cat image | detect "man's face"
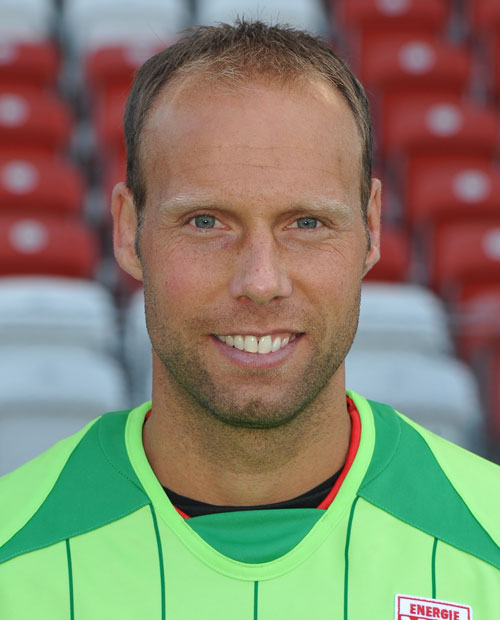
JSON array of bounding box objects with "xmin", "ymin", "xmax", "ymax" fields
[{"xmin": 117, "ymin": 77, "xmax": 380, "ymax": 428}]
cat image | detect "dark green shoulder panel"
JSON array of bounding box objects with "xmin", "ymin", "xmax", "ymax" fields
[
  {"xmin": 0, "ymin": 411, "xmax": 150, "ymax": 565},
  {"xmin": 360, "ymin": 401, "xmax": 500, "ymax": 570}
]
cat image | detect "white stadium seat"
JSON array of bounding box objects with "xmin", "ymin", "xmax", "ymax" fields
[
  {"xmin": 351, "ymin": 282, "xmax": 453, "ymax": 355},
  {"xmin": 62, "ymin": 0, "xmax": 190, "ymax": 55},
  {"xmin": 0, "ymin": 345, "xmax": 129, "ymax": 474},
  {"xmin": 0, "ymin": 0, "xmax": 56, "ymax": 42},
  {"xmin": 123, "ymin": 288, "xmax": 153, "ymax": 405},
  {"xmin": 346, "ymin": 349, "xmax": 484, "ymax": 451},
  {"xmin": 0, "ymin": 276, "xmax": 119, "ymax": 354},
  {"xmin": 196, "ymin": 0, "xmax": 329, "ymax": 36}
]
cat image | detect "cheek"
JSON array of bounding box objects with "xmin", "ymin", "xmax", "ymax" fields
[{"xmin": 155, "ymin": 245, "xmax": 227, "ymax": 306}]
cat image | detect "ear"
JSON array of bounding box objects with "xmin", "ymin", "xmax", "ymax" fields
[
  {"xmin": 362, "ymin": 178, "xmax": 382, "ymax": 277},
  {"xmin": 111, "ymin": 182, "xmax": 144, "ymax": 281}
]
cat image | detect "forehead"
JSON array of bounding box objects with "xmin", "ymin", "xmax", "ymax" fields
[{"xmin": 141, "ymin": 76, "xmax": 362, "ymax": 207}]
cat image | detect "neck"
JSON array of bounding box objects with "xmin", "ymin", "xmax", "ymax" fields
[{"xmin": 142, "ymin": 362, "xmax": 351, "ymax": 507}]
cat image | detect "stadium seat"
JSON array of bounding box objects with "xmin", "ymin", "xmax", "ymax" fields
[
  {"xmin": 0, "ymin": 276, "xmax": 119, "ymax": 354},
  {"xmin": 452, "ymin": 283, "xmax": 500, "ymax": 360},
  {"xmin": 0, "ymin": 345, "xmax": 128, "ymax": 475},
  {"xmin": 352, "ymin": 282, "xmax": 452, "ymax": 355},
  {"xmin": 0, "ymin": 41, "xmax": 60, "ymax": 90},
  {"xmin": 123, "ymin": 288, "xmax": 152, "ymax": 405},
  {"xmin": 197, "ymin": 0, "xmax": 328, "ymax": 35},
  {"xmin": 62, "ymin": 0, "xmax": 190, "ymax": 56},
  {"xmin": 84, "ymin": 44, "xmax": 162, "ymax": 102},
  {"xmin": 470, "ymin": 0, "xmax": 500, "ymax": 31},
  {"xmin": 93, "ymin": 89, "xmax": 127, "ymax": 159},
  {"xmin": 0, "ymin": 87, "xmax": 72, "ymax": 157},
  {"xmin": 0, "ymin": 155, "xmax": 85, "ymax": 217},
  {"xmin": 335, "ymin": 0, "xmax": 450, "ymax": 32},
  {"xmin": 364, "ymin": 227, "xmax": 411, "ymax": 282},
  {"xmin": 406, "ymin": 160, "xmax": 500, "ymax": 228},
  {"xmin": 491, "ymin": 31, "xmax": 500, "ymax": 99},
  {"xmin": 483, "ymin": 348, "xmax": 500, "ymax": 442},
  {"xmin": 359, "ymin": 34, "xmax": 470, "ymax": 99},
  {"xmin": 102, "ymin": 152, "xmax": 126, "ymax": 206},
  {"xmin": 0, "ymin": 215, "xmax": 99, "ymax": 278},
  {"xmin": 428, "ymin": 219, "xmax": 500, "ymax": 293},
  {"xmin": 345, "ymin": 349, "xmax": 485, "ymax": 451},
  {"xmin": 381, "ymin": 96, "xmax": 499, "ymax": 161},
  {"xmin": 0, "ymin": 0, "xmax": 57, "ymax": 43}
]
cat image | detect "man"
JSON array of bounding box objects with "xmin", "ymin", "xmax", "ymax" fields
[{"xmin": 1, "ymin": 20, "xmax": 499, "ymax": 620}]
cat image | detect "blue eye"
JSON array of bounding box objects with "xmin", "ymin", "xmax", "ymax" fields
[
  {"xmin": 194, "ymin": 215, "xmax": 216, "ymax": 229},
  {"xmin": 296, "ymin": 217, "xmax": 319, "ymax": 229}
]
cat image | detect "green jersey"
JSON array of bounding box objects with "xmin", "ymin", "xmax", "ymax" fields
[{"xmin": 1, "ymin": 391, "xmax": 499, "ymax": 619}]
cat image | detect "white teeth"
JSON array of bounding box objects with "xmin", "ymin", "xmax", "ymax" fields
[
  {"xmin": 234, "ymin": 335, "xmax": 244, "ymax": 350},
  {"xmin": 244, "ymin": 335, "xmax": 258, "ymax": 353},
  {"xmin": 217, "ymin": 333, "xmax": 296, "ymax": 354},
  {"xmin": 258, "ymin": 335, "xmax": 272, "ymax": 354}
]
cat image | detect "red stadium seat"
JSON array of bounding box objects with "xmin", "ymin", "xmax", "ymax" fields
[
  {"xmin": 470, "ymin": 0, "xmax": 500, "ymax": 31},
  {"xmin": 454, "ymin": 283, "xmax": 500, "ymax": 360},
  {"xmin": 0, "ymin": 41, "xmax": 60, "ymax": 90},
  {"xmin": 428, "ymin": 219, "xmax": 500, "ymax": 292},
  {"xmin": 364, "ymin": 228, "xmax": 411, "ymax": 282},
  {"xmin": 406, "ymin": 160, "xmax": 500, "ymax": 228},
  {"xmin": 336, "ymin": 0, "xmax": 450, "ymax": 32},
  {"xmin": 102, "ymin": 153, "xmax": 125, "ymax": 204},
  {"xmin": 360, "ymin": 34, "xmax": 470, "ymax": 98},
  {"xmin": 382, "ymin": 96, "xmax": 499, "ymax": 160},
  {"xmin": 84, "ymin": 44, "xmax": 162, "ymax": 100},
  {"xmin": 485, "ymin": 349, "xmax": 500, "ymax": 442},
  {"xmin": 93, "ymin": 89, "xmax": 127, "ymax": 160},
  {"xmin": 0, "ymin": 155, "xmax": 85, "ymax": 217},
  {"xmin": 492, "ymin": 32, "xmax": 500, "ymax": 99},
  {"xmin": 0, "ymin": 215, "xmax": 99, "ymax": 278},
  {"xmin": 0, "ymin": 87, "xmax": 72, "ymax": 156}
]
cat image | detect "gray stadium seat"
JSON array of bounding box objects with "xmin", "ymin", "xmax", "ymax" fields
[
  {"xmin": 123, "ymin": 288, "xmax": 152, "ymax": 406},
  {"xmin": 346, "ymin": 349, "xmax": 484, "ymax": 452},
  {"xmin": 0, "ymin": 276, "xmax": 119, "ymax": 354},
  {"xmin": 62, "ymin": 0, "xmax": 191, "ymax": 56},
  {"xmin": 196, "ymin": 0, "xmax": 329, "ymax": 36},
  {"xmin": 0, "ymin": 345, "xmax": 128, "ymax": 474},
  {"xmin": 0, "ymin": 0, "xmax": 56, "ymax": 43},
  {"xmin": 351, "ymin": 282, "xmax": 453, "ymax": 355}
]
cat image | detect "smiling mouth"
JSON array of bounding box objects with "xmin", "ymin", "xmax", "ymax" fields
[{"xmin": 214, "ymin": 333, "xmax": 299, "ymax": 354}]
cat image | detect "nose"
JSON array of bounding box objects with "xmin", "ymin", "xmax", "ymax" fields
[{"xmin": 229, "ymin": 229, "xmax": 293, "ymax": 305}]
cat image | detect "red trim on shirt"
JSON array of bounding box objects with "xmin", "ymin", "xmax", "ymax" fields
[
  {"xmin": 316, "ymin": 396, "xmax": 361, "ymax": 510},
  {"xmin": 143, "ymin": 396, "xmax": 361, "ymax": 516},
  {"xmin": 174, "ymin": 506, "xmax": 191, "ymax": 519}
]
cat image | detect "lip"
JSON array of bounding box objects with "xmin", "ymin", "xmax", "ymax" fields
[{"xmin": 210, "ymin": 333, "xmax": 303, "ymax": 369}]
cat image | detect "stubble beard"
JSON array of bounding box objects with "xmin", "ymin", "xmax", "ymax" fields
[{"xmin": 144, "ymin": 285, "xmax": 362, "ymax": 431}]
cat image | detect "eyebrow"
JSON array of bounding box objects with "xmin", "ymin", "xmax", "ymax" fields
[
  {"xmin": 286, "ymin": 198, "xmax": 353, "ymax": 220},
  {"xmin": 158, "ymin": 195, "xmax": 354, "ymax": 220},
  {"xmin": 157, "ymin": 195, "xmax": 220, "ymax": 217}
]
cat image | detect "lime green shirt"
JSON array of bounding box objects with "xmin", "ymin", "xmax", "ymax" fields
[{"xmin": 1, "ymin": 391, "xmax": 499, "ymax": 619}]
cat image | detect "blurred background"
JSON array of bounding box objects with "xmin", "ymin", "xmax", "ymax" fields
[{"xmin": 0, "ymin": 0, "xmax": 499, "ymax": 475}]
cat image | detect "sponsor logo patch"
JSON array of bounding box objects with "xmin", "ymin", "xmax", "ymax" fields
[{"xmin": 395, "ymin": 594, "xmax": 472, "ymax": 620}]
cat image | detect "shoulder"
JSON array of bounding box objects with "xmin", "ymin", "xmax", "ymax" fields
[
  {"xmin": 0, "ymin": 417, "xmax": 99, "ymax": 554},
  {"xmin": 399, "ymin": 409, "xmax": 500, "ymax": 548},
  {"xmin": 0, "ymin": 409, "xmax": 149, "ymax": 565},
  {"xmin": 353, "ymin": 394, "xmax": 500, "ymax": 569}
]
